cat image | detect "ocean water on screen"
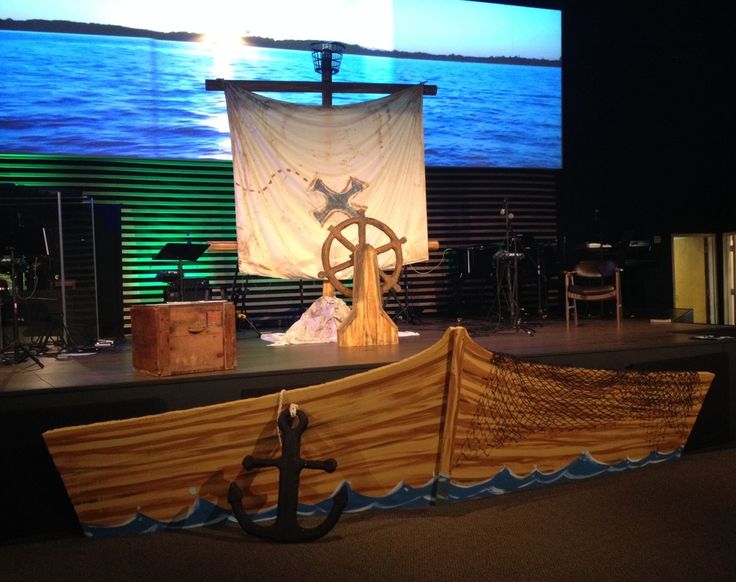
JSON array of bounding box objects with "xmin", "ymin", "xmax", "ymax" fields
[{"xmin": 0, "ymin": 30, "xmax": 560, "ymax": 167}]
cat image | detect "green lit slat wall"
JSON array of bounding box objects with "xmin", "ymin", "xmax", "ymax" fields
[{"xmin": 1, "ymin": 154, "xmax": 559, "ymax": 330}]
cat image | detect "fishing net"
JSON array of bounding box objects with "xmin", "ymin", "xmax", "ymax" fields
[{"xmin": 458, "ymin": 352, "xmax": 702, "ymax": 462}]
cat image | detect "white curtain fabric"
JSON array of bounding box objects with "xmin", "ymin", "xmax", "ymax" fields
[{"xmin": 225, "ymin": 83, "xmax": 428, "ymax": 280}]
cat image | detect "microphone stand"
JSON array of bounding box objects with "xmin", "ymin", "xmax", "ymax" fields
[
  {"xmin": 390, "ymin": 266, "xmax": 419, "ymax": 325},
  {"xmin": 491, "ymin": 200, "xmax": 535, "ymax": 336}
]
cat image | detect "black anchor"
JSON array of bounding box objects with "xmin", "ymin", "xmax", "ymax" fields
[{"xmin": 228, "ymin": 407, "xmax": 349, "ymax": 542}]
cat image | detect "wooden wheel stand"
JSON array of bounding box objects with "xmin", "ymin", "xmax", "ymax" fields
[{"xmin": 318, "ymin": 214, "xmax": 406, "ymax": 347}]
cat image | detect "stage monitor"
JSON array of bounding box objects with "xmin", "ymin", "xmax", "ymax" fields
[{"xmin": 0, "ymin": 1, "xmax": 561, "ymax": 168}]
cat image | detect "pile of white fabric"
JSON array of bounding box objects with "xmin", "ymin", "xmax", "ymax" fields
[{"xmin": 261, "ymin": 296, "xmax": 351, "ymax": 346}]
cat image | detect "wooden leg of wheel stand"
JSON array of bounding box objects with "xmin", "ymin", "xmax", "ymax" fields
[
  {"xmin": 322, "ymin": 281, "xmax": 335, "ymax": 297},
  {"xmin": 338, "ymin": 244, "xmax": 398, "ymax": 347}
]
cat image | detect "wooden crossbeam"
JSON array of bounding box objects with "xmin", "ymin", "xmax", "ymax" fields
[{"xmin": 205, "ymin": 79, "xmax": 437, "ymax": 96}]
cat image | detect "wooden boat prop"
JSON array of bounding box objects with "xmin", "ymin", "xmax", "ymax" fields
[{"xmin": 43, "ymin": 327, "xmax": 714, "ymax": 537}]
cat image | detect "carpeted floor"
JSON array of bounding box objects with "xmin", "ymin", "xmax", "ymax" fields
[{"xmin": 2, "ymin": 448, "xmax": 735, "ymax": 582}]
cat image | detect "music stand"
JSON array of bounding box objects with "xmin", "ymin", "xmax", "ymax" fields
[{"xmin": 153, "ymin": 243, "xmax": 210, "ymax": 301}]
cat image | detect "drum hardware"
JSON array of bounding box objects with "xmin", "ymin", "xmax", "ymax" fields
[
  {"xmin": 0, "ymin": 254, "xmax": 28, "ymax": 274},
  {"xmin": 1, "ymin": 247, "xmax": 44, "ymax": 368}
]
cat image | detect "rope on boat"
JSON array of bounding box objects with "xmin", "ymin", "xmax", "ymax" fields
[{"xmin": 276, "ymin": 389, "xmax": 299, "ymax": 448}]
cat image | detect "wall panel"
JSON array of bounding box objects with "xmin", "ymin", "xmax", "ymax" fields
[{"xmin": 1, "ymin": 154, "xmax": 559, "ymax": 332}]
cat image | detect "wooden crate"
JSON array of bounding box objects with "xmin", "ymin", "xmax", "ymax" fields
[{"xmin": 131, "ymin": 301, "xmax": 236, "ymax": 376}]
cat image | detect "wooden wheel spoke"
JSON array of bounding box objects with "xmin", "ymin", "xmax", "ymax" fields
[
  {"xmin": 333, "ymin": 231, "xmax": 355, "ymax": 252},
  {"xmin": 331, "ymin": 258, "xmax": 354, "ymax": 276},
  {"xmin": 374, "ymin": 241, "xmax": 394, "ymax": 255}
]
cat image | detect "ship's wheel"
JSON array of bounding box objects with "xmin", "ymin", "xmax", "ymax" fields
[{"xmin": 318, "ymin": 214, "xmax": 406, "ymax": 298}]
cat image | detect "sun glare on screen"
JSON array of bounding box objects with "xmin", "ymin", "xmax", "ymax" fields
[
  {"xmin": 199, "ymin": 21, "xmax": 255, "ymax": 78},
  {"xmin": 200, "ymin": 25, "xmax": 245, "ymax": 51}
]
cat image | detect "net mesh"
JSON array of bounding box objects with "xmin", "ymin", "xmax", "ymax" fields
[{"xmin": 458, "ymin": 352, "xmax": 701, "ymax": 462}]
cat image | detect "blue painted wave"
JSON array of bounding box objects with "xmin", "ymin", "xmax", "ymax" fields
[
  {"xmin": 445, "ymin": 448, "xmax": 681, "ymax": 501},
  {"xmin": 81, "ymin": 448, "xmax": 682, "ymax": 538}
]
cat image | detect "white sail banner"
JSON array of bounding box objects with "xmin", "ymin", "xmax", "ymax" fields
[{"xmin": 225, "ymin": 83, "xmax": 428, "ymax": 280}]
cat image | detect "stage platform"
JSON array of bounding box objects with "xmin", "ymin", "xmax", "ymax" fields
[
  {"xmin": 1, "ymin": 317, "xmax": 735, "ymax": 399},
  {"xmin": 2, "ymin": 316, "xmax": 736, "ymax": 542},
  {"xmin": 2, "ymin": 317, "xmax": 736, "ymax": 446}
]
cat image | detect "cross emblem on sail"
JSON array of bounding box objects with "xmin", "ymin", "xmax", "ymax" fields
[{"xmin": 310, "ymin": 177, "xmax": 368, "ymax": 226}]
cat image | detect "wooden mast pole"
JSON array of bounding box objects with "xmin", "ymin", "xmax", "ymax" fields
[{"xmin": 321, "ymin": 47, "xmax": 333, "ymax": 107}]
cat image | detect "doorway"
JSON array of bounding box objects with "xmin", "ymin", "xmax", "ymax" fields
[
  {"xmin": 671, "ymin": 233, "xmax": 718, "ymax": 324},
  {"xmin": 723, "ymin": 233, "xmax": 736, "ymax": 325}
]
